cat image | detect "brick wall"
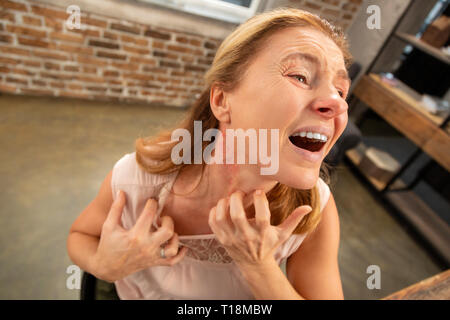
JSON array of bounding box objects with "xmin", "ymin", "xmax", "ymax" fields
[
  {"xmin": 283, "ymin": 0, "xmax": 362, "ymax": 31},
  {"xmin": 0, "ymin": 0, "xmax": 362, "ymax": 107}
]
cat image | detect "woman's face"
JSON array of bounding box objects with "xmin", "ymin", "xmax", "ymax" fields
[{"xmin": 224, "ymin": 27, "xmax": 350, "ymax": 189}]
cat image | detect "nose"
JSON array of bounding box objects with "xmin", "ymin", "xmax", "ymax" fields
[{"xmin": 310, "ymin": 84, "xmax": 348, "ymax": 119}]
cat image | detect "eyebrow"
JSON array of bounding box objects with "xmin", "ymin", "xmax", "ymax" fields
[{"xmin": 280, "ymin": 52, "xmax": 351, "ymax": 87}]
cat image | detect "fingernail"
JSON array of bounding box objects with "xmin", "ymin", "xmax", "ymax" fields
[
  {"xmin": 116, "ymin": 190, "xmax": 121, "ymax": 198},
  {"xmin": 255, "ymin": 189, "xmax": 262, "ymax": 195}
]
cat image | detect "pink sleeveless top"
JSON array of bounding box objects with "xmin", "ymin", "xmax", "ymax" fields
[{"xmin": 111, "ymin": 152, "xmax": 331, "ymax": 300}]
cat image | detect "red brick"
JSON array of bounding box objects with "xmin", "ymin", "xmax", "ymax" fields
[
  {"xmin": 31, "ymin": 5, "xmax": 68, "ymax": 20},
  {"xmin": 123, "ymin": 73, "xmax": 155, "ymax": 81},
  {"xmin": 77, "ymin": 75, "xmax": 104, "ymax": 83},
  {"xmin": 103, "ymin": 31, "xmax": 118, "ymax": 40},
  {"xmin": 18, "ymin": 37, "xmax": 49, "ymax": 48},
  {"xmin": 57, "ymin": 43, "xmax": 93, "ymax": 55},
  {"xmin": 70, "ymin": 28, "xmax": 100, "ymax": 38},
  {"xmin": 159, "ymin": 60, "xmax": 180, "ymax": 69},
  {"xmin": 189, "ymin": 39, "xmax": 202, "ymax": 46},
  {"xmin": 7, "ymin": 25, "xmax": 46, "ymax": 38},
  {"xmin": 23, "ymin": 60, "xmax": 40, "ymax": 67},
  {"xmin": 40, "ymin": 71, "xmax": 73, "ymax": 80},
  {"xmin": 22, "ymin": 15, "xmax": 42, "ymax": 26},
  {"xmin": 129, "ymin": 56, "xmax": 156, "ymax": 65},
  {"xmin": 153, "ymin": 50, "xmax": 177, "ymax": 60},
  {"xmin": 6, "ymin": 76, "xmax": 27, "ymax": 85},
  {"xmin": 0, "ymin": 0, "xmax": 27, "ymax": 11},
  {"xmin": 103, "ymin": 70, "xmax": 119, "ymax": 77},
  {"xmin": 96, "ymin": 50, "xmax": 126, "ymax": 60},
  {"xmin": 123, "ymin": 45, "xmax": 149, "ymax": 55},
  {"xmin": 89, "ymin": 39, "xmax": 119, "ymax": 49},
  {"xmin": 144, "ymin": 29, "xmax": 170, "ymax": 40},
  {"xmin": 111, "ymin": 61, "xmax": 139, "ymax": 71},
  {"xmin": 0, "ymin": 66, "xmax": 10, "ymax": 73},
  {"xmin": 64, "ymin": 65, "xmax": 79, "ymax": 72},
  {"xmin": 304, "ymin": 1, "xmax": 321, "ymax": 10},
  {"xmin": 51, "ymin": 31, "xmax": 84, "ymax": 43},
  {"xmin": 0, "ymin": 46, "xmax": 30, "ymax": 56},
  {"xmin": 33, "ymin": 50, "xmax": 68, "ymax": 60},
  {"xmin": 0, "ymin": 83, "xmax": 17, "ymax": 92},
  {"xmin": 120, "ymin": 35, "xmax": 148, "ymax": 46},
  {"xmin": 32, "ymin": 79, "xmax": 46, "ymax": 86},
  {"xmin": 167, "ymin": 44, "xmax": 192, "ymax": 54},
  {"xmin": 82, "ymin": 66, "xmax": 97, "ymax": 74},
  {"xmin": 77, "ymin": 55, "xmax": 108, "ymax": 66},
  {"xmin": 44, "ymin": 17, "xmax": 62, "ymax": 31},
  {"xmin": 68, "ymin": 84, "xmax": 83, "ymax": 90},
  {"xmin": 110, "ymin": 23, "xmax": 140, "ymax": 35},
  {"xmin": 81, "ymin": 16, "xmax": 107, "ymax": 28},
  {"xmin": 50, "ymin": 81, "xmax": 65, "ymax": 88},
  {"xmin": 184, "ymin": 65, "xmax": 206, "ymax": 73},
  {"xmin": 142, "ymin": 66, "xmax": 167, "ymax": 74},
  {"xmin": 0, "ymin": 34, "xmax": 13, "ymax": 43},
  {"xmin": 0, "ymin": 11, "xmax": 15, "ymax": 23},
  {"xmin": 44, "ymin": 62, "xmax": 60, "ymax": 70}
]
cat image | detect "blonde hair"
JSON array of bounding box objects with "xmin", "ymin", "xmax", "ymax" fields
[{"xmin": 135, "ymin": 8, "xmax": 352, "ymax": 234}]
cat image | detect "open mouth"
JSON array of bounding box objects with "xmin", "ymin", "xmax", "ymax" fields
[{"xmin": 288, "ymin": 132, "xmax": 328, "ymax": 152}]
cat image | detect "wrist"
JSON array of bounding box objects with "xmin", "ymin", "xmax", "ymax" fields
[{"xmin": 235, "ymin": 257, "xmax": 279, "ymax": 279}]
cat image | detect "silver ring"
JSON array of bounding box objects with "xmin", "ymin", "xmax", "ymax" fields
[{"xmin": 160, "ymin": 247, "xmax": 166, "ymax": 259}]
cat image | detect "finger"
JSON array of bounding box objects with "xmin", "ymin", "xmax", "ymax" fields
[
  {"xmin": 162, "ymin": 233, "xmax": 181, "ymax": 258},
  {"xmin": 208, "ymin": 206, "xmax": 228, "ymax": 244},
  {"xmin": 229, "ymin": 191, "xmax": 252, "ymax": 235},
  {"xmin": 215, "ymin": 198, "xmax": 234, "ymax": 235},
  {"xmin": 134, "ymin": 198, "xmax": 157, "ymax": 235},
  {"xmin": 153, "ymin": 215, "xmax": 174, "ymax": 243},
  {"xmin": 105, "ymin": 190, "xmax": 126, "ymax": 229},
  {"xmin": 160, "ymin": 246, "xmax": 189, "ymax": 266},
  {"xmin": 278, "ymin": 205, "xmax": 312, "ymax": 239},
  {"xmin": 253, "ymin": 190, "xmax": 271, "ymax": 229}
]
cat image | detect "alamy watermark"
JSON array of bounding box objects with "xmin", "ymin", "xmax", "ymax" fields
[
  {"xmin": 366, "ymin": 265, "xmax": 381, "ymax": 290},
  {"xmin": 169, "ymin": 121, "xmax": 280, "ymax": 175}
]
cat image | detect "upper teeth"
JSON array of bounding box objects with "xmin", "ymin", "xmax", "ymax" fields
[{"xmin": 291, "ymin": 131, "xmax": 328, "ymax": 142}]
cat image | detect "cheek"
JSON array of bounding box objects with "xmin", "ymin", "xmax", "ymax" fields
[{"xmin": 332, "ymin": 113, "xmax": 348, "ymax": 143}]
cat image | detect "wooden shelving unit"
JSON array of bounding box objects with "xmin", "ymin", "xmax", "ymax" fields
[
  {"xmin": 346, "ymin": 1, "xmax": 450, "ymax": 266},
  {"xmin": 395, "ymin": 32, "xmax": 450, "ymax": 65}
]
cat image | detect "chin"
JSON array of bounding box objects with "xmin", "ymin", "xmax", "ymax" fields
[{"xmin": 274, "ymin": 162, "xmax": 321, "ymax": 190}]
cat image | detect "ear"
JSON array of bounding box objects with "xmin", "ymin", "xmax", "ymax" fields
[{"xmin": 210, "ymin": 82, "xmax": 231, "ymax": 124}]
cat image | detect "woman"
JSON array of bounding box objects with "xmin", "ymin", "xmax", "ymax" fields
[{"xmin": 67, "ymin": 7, "xmax": 352, "ymax": 300}]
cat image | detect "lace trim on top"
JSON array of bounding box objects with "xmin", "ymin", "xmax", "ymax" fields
[{"xmin": 179, "ymin": 238, "xmax": 233, "ymax": 264}]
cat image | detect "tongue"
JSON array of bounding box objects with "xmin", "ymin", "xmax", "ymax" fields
[{"xmin": 289, "ymin": 136, "xmax": 325, "ymax": 152}]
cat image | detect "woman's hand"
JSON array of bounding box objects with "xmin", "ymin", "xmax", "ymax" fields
[
  {"xmin": 91, "ymin": 190, "xmax": 188, "ymax": 282},
  {"xmin": 208, "ymin": 190, "xmax": 312, "ymax": 269}
]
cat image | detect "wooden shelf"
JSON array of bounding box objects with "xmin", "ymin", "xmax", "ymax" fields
[
  {"xmin": 395, "ymin": 32, "xmax": 450, "ymax": 65},
  {"xmin": 345, "ymin": 143, "xmax": 406, "ymax": 192},
  {"xmin": 353, "ymin": 74, "xmax": 450, "ymax": 172}
]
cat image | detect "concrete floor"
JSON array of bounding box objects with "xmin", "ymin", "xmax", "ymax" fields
[{"xmin": 0, "ymin": 94, "xmax": 445, "ymax": 299}]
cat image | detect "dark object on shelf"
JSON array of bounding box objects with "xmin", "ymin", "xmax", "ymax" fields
[{"xmin": 421, "ymin": 15, "xmax": 450, "ymax": 48}]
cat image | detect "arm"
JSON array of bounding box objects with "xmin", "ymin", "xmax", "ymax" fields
[
  {"xmin": 66, "ymin": 170, "xmax": 114, "ymax": 276},
  {"xmin": 285, "ymin": 192, "xmax": 344, "ymax": 300}
]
